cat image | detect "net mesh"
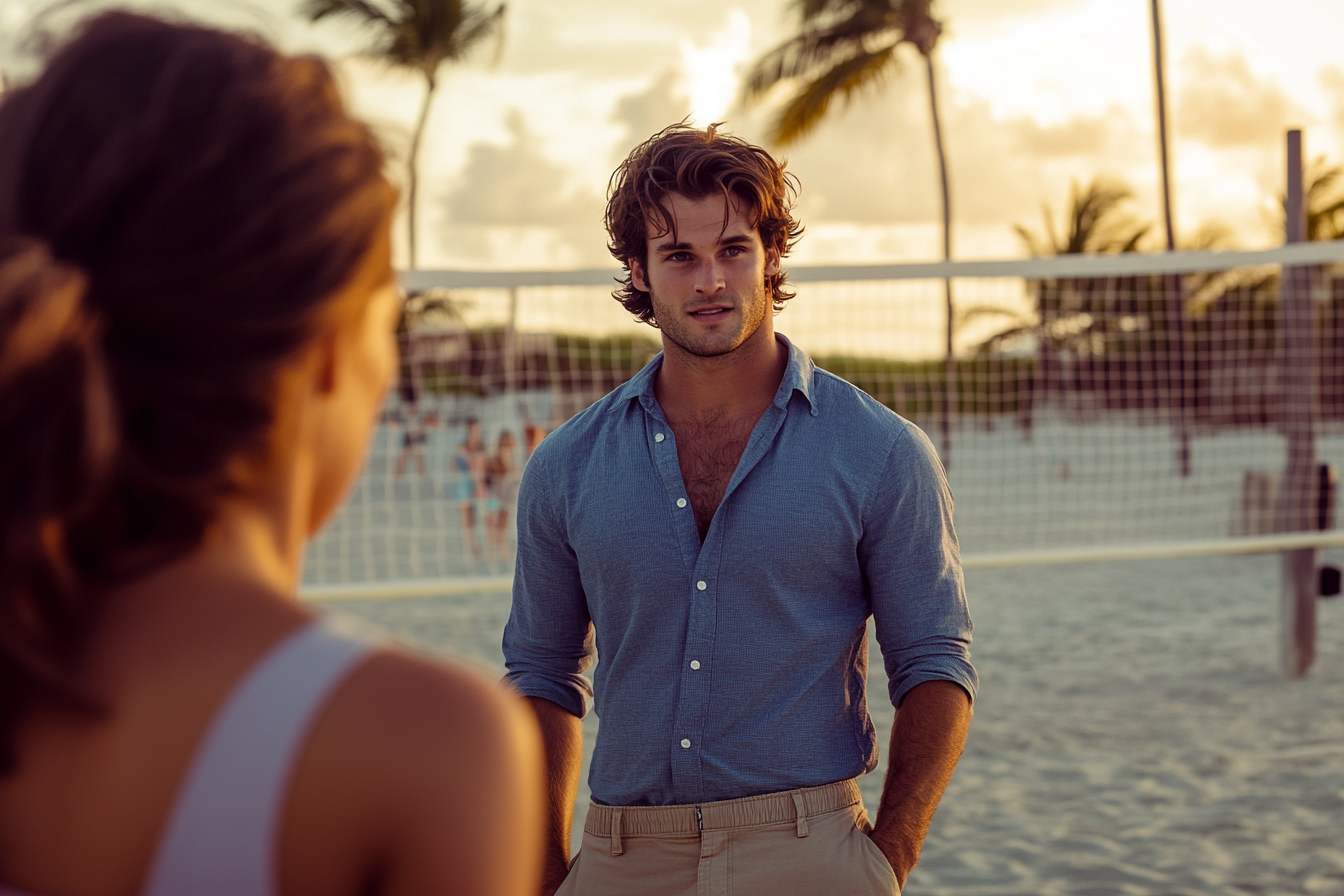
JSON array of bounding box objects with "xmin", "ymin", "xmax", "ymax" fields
[{"xmin": 301, "ymin": 244, "xmax": 1344, "ymax": 596}]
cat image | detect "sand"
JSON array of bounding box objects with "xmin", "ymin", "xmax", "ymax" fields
[{"xmin": 326, "ymin": 550, "xmax": 1344, "ymax": 895}]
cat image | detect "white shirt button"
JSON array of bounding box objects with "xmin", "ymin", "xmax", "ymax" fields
[
  {"xmin": 690, "ymin": 660, "xmax": 701, "ymax": 670},
  {"xmin": 680, "ymin": 738, "xmax": 691, "ymax": 749},
  {"xmin": 696, "ymin": 581, "xmax": 707, "ymax": 591},
  {"xmin": 676, "ymin": 498, "xmax": 688, "ymax": 508},
  {"xmin": 654, "ymin": 432, "xmax": 666, "ymax": 442}
]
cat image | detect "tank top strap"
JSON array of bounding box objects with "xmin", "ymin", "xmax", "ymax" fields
[{"xmin": 140, "ymin": 615, "xmax": 379, "ymax": 896}]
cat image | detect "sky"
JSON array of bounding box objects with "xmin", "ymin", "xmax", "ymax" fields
[{"xmin": 2, "ymin": 0, "xmax": 1344, "ymax": 271}]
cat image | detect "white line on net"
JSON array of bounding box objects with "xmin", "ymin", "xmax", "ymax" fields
[
  {"xmin": 400, "ymin": 243, "xmax": 1344, "ymax": 291},
  {"xmin": 300, "ymin": 530, "xmax": 1344, "ymax": 602}
]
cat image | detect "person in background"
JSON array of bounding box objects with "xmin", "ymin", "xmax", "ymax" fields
[
  {"xmin": 504, "ymin": 123, "xmax": 976, "ymax": 896},
  {"xmin": 485, "ymin": 429, "xmax": 520, "ymax": 565},
  {"xmin": 393, "ymin": 382, "xmax": 429, "ymax": 479},
  {"xmin": 0, "ymin": 12, "xmax": 540, "ymax": 896},
  {"xmin": 454, "ymin": 416, "xmax": 490, "ymax": 561}
]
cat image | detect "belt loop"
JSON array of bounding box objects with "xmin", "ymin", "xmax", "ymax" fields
[
  {"xmin": 610, "ymin": 808, "xmax": 624, "ymax": 856},
  {"xmin": 791, "ymin": 792, "xmax": 809, "ymax": 838}
]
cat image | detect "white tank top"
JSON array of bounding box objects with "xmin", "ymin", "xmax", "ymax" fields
[{"xmin": 0, "ymin": 616, "xmax": 376, "ymax": 896}]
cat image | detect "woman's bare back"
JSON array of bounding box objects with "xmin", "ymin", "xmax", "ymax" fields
[{"xmin": 0, "ymin": 564, "xmax": 540, "ymax": 896}]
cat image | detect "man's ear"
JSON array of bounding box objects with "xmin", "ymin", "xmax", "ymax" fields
[
  {"xmin": 630, "ymin": 258, "xmax": 650, "ymax": 293},
  {"xmin": 764, "ymin": 246, "xmax": 781, "ymax": 279}
]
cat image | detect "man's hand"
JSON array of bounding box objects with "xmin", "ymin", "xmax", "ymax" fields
[
  {"xmin": 868, "ymin": 680, "xmax": 971, "ymax": 888},
  {"xmin": 526, "ymin": 697, "xmax": 585, "ymax": 896}
]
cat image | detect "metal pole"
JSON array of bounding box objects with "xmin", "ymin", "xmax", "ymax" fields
[
  {"xmin": 924, "ymin": 53, "xmax": 955, "ymax": 469},
  {"xmin": 504, "ymin": 287, "xmax": 519, "ymax": 395},
  {"xmin": 1279, "ymin": 128, "xmax": 1317, "ymax": 677},
  {"xmin": 1150, "ymin": 0, "xmax": 1176, "ymax": 254},
  {"xmin": 1150, "ymin": 0, "xmax": 1191, "ymax": 477}
]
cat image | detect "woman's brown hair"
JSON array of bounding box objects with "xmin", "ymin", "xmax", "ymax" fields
[
  {"xmin": 0, "ymin": 11, "xmax": 393, "ymax": 773},
  {"xmin": 604, "ymin": 122, "xmax": 803, "ymax": 325}
]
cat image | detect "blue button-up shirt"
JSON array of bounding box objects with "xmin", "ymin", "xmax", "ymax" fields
[{"xmin": 503, "ymin": 335, "xmax": 977, "ymax": 807}]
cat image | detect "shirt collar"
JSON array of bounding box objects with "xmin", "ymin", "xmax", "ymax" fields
[{"xmin": 612, "ymin": 333, "xmax": 819, "ymax": 417}]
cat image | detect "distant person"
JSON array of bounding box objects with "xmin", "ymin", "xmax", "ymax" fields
[
  {"xmin": 485, "ymin": 429, "xmax": 520, "ymax": 565},
  {"xmin": 523, "ymin": 419, "xmax": 547, "ymax": 460},
  {"xmin": 0, "ymin": 12, "xmax": 540, "ymax": 896},
  {"xmin": 393, "ymin": 383, "xmax": 429, "ymax": 479},
  {"xmin": 454, "ymin": 416, "xmax": 489, "ymax": 560},
  {"xmin": 504, "ymin": 123, "xmax": 976, "ymax": 896}
]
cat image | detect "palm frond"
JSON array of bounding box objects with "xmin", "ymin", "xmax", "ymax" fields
[
  {"xmin": 792, "ymin": 0, "xmax": 867, "ymax": 26},
  {"xmin": 743, "ymin": 4, "xmax": 895, "ymax": 99},
  {"xmin": 958, "ymin": 304, "xmax": 1033, "ymax": 326},
  {"xmin": 766, "ymin": 42, "xmax": 898, "ymax": 145},
  {"xmin": 305, "ymin": 0, "xmax": 505, "ymax": 74},
  {"xmin": 1015, "ymin": 177, "xmax": 1152, "ymax": 256},
  {"xmin": 299, "ymin": 0, "xmax": 393, "ymax": 27},
  {"xmin": 447, "ymin": 3, "xmax": 506, "ymax": 62}
]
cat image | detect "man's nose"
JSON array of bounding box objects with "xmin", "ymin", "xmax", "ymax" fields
[{"xmin": 693, "ymin": 258, "xmax": 726, "ymax": 294}]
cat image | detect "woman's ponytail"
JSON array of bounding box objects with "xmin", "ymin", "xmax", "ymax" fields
[{"xmin": 0, "ymin": 237, "xmax": 117, "ymax": 773}]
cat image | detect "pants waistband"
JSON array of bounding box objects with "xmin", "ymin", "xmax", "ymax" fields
[{"xmin": 583, "ymin": 779, "xmax": 862, "ymax": 838}]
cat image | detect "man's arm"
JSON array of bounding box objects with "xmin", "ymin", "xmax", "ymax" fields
[
  {"xmin": 526, "ymin": 696, "xmax": 584, "ymax": 896},
  {"xmin": 868, "ymin": 680, "xmax": 971, "ymax": 888}
]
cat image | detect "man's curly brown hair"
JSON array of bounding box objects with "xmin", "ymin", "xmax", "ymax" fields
[{"xmin": 605, "ymin": 122, "xmax": 803, "ymax": 326}]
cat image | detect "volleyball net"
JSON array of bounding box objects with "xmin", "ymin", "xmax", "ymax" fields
[{"xmin": 300, "ymin": 242, "xmax": 1344, "ymax": 600}]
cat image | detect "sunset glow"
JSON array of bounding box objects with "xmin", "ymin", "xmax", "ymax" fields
[{"xmin": 2, "ymin": 0, "xmax": 1341, "ymax": 270}]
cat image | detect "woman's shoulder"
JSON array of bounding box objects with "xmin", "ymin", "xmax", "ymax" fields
[
  {"xmin": 322, "ymin": 644, "xmax": 536, "ymax": 787},
  {"xmin": 281, "ymin": 642, "xmax": 542, "ymax": 895}
]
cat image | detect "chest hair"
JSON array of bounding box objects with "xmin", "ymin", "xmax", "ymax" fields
[{"xmin": 671, "ymin": 410, "xmax": 757, "ymax": 541}]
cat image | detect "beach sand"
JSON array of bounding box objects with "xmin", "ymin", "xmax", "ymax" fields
[{"xmin": 327, "ymin": 551, "xmax": 1344, "ymax": 895}]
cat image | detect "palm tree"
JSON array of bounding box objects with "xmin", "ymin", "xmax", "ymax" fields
[
  {"xmin": 302, "ymin": 0, "xmax": 506, "ymax": 269},
  {"xmin": 1303, "ymin": 158, "xmax": 1344, "ymax": 242},
  {"xmin": 1015, "ymin": 178, "xmax": 1151, "ymax": 258},
  {"xmin": 967, "ymin": 178, "xmax": 1157, "ymax": 436},
  {"xmin": 742, "ymin": 0, "xmax": 955, "ymax": 460},
  {"xmin": 973, "ymin": 178, "xmax": 1150, "ymax": 355}
]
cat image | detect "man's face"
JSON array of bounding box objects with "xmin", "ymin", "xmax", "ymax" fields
[{"xmin": 630, "ymin": 192, "xmax": 781, "ymax": 360}]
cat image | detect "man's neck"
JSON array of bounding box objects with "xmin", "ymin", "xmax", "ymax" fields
[{"xmin": 654, "ymin": 324, "xmax": 788, "ymax": 423}]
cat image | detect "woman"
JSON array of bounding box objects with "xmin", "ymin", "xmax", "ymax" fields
[
  {"xmin": 0, "ymin": 11, "xmax": 540, "ymax": 896},
  {"xmin": 484, "ymin": 430, "xmax": 520, "ymax": 565},
  {"xmin": 454, "ymin": 417, "xmax": 489, "ymax": 560}
]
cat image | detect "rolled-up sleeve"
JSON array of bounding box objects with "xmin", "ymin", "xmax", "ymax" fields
[
  {"xmin": 502, "ymin": 448, "xmax": 595, "ymax": 718},
  {"xmin": 861, "ymin": 424, "xmax": 978, "ymax": 708}
]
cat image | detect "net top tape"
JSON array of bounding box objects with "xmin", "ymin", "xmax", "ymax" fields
[{"xmin": 401, "ymin": 243, "xmax": 1344, "ymax": 291}]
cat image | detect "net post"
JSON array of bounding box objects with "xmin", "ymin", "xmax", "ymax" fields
[
  {"xmin": 1278, "ymin": 128, "xmax": 1316, "ymax": 677},
  {"xmin": 504, "ymin": 286, "xmax": 519, "ymax": 394},
  {"xmin": 942, "ymin": 277, "xmax": 955, "ymax": 469}
]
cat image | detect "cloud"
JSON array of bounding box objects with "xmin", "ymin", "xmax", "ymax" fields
[
  {"xmin": 679, "ymin": 9, "xmax": 752, "ymax": 127},
  {"xmin": 942, "ymin": 0, "xmax": 1083, "ymax": 25},
  {"xmin": 611, "ymin": 69, "xmax": 692, "ymax": 151},
  {"xmin": 445, "ymin": 110, "xmax": 603, "ymax": 228},
  {"xmin": 730, "ymin": 61, "xmax": 1147, "ymax": 231},
  {"xmin": 438, "ymin": 110, "xmax": 608, "ymax": 266},
  {"xmin": 1323, "ymin": 66, "xmax": 1344, "ymax": 145},
  {"xmin": 1009, "ymin": 113, "xmax": 1115, "ymax": 158},
  {"xmin": 1176, "ymin": 49, "xmax": 1304, "ymax": 149}
]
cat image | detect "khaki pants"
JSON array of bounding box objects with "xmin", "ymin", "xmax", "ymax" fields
[{"xmin": 556, "ymin": 780, "xmax": 899, "ymax": 896}]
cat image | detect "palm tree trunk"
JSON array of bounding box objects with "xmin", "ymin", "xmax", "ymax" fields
[
  {"xmin": 924, "ymin": 52, "xmax": 955, "ymax": 468},
  {"xmin": 406, "ymin": 71, "xmax": 438, "ymax": 271},
  {"xmin": 1149, "ymin": 0, "xmax": 1191, "ymax": 476}
]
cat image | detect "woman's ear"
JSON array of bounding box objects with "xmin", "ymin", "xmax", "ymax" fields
[{"xmin": 311, "ymin": 326, "xmax": 341, "ymax": 397}]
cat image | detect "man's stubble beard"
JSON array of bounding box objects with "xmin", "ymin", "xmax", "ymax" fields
[{"xmin": 651, "ymin": 282, "xmax": 771, "ymax": 361}]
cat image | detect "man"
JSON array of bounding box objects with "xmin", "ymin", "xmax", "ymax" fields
[{"xmin": 503, "ymin": 123, "xmax": 976, "ymax": 896}]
